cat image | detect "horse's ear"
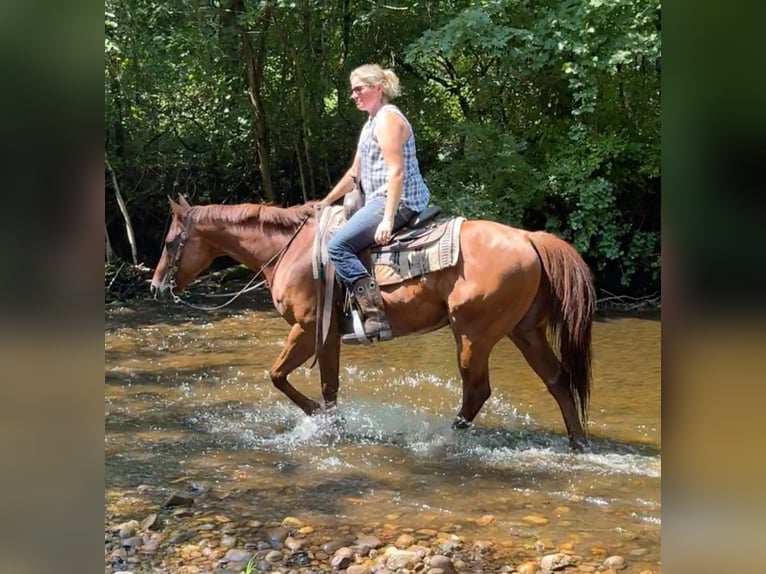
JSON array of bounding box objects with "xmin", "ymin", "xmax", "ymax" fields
[
  {"xmin": 178, "ymin": 194, "xmax": 191, "ymax": 208},
  {"xmin": 168, "ymin": 195, "xmax": 188, "ymax": 218}
]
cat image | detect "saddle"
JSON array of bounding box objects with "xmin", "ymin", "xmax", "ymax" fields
[{"xmin": 312, "ymin": 199, "xmax": 463, "ymax": 349}]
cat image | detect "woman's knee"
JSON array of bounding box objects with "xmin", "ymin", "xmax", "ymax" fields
[{"xmin": 327, "ymin": 235, "xmax": 348, "ymax": 260}]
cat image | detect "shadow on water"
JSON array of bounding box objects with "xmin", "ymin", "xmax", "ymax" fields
[{"xmin": 107, "ymin": 291, "xmax": 277, "ymax": 330}]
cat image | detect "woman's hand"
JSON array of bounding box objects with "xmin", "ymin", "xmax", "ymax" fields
[{"xmin": 374, "ymin": 216, "xmax": 394, "ymax": 244}]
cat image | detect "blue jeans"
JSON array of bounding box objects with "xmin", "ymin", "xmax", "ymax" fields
[{"xmin": 328, "ymin": 195, "xmax": 415, "ymax": 285}]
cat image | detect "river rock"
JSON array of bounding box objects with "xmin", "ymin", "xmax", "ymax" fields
[
  {"xmin": 394, "ymin": 533, "xmax": 415, "ymax": 548},
  {"xmin": 141, "ymin": 513, "xmax": 161, "ymax": 530},
  {"xmin": 121, "ymin": 536, "xmax": 143, "ymax": 548},
  {"xmin": 386, "ymin": 550, "xmax": 419, "ymax": 570},
  {"xmin": 164, "ymin": 493, "xmax": 194, "ymax": 508},
  {"xmin": 281, "ymin": 516, "xmax": 303, "ymax": 529},
  {"xmin": 540, "ymin": 552, "xmax": 570, "ymax": 572},
  {"xmin": 139, "ymin": 538, "xmax": 160, "ymax": 554},
  {"xmin": 356, "ymin": 534, "xmax": 383, "ymax": 548},
  {"xmin": 603, "ymin": 555, "xmax": 627, "ymax": 570},
  {"xmin": 429, "ymin": 554, "xmax": 457, "ymax": 574},
  {"xmin": 629, "ymin": 548, "xmax": 649, "ymax": 556},
  {"xmin": 476, "ymin": 514, "xmax": 494, "ymax": 526},
  {"xmin": 516, "ymin": 560, "xmax": 540, "ymax": 574},
  {"xmin": 346, "ymin": 566, "xmax": 372, "ymax": 574},
  {"xmin": 266, "ymin": 526, "xmax": 290, "ymax": 544},
  {"xmin": 265, "ymin": 549, "xmax": 284, "ymax": 563},
  {"xmin": 223, "ymin": 548, "xmax": 252, "ymax": 563},
  {"xmin": 284, "ymin": 535, "xmax": 304, "ymax": 551},
  {"xmin": 118, "ymin": 520, "xmax": 140, "ymax": 539},
  {"xmin": 473, "ymin": 539, "xmax": 494, "ymax": 552},
  {"xmin": 170, "ymin": 531, "xmax": 194, "ymax": 544},
  {"xmin": 523, "ymin": 515, "xmax": 550, "ymax": 526},
  {"xmin": 331, "ymin": 547, "xmax": 353, "ymax": 570},
  {"xmin": 323, "ymin": 536, "xmax": 354, "ymax": 553}
]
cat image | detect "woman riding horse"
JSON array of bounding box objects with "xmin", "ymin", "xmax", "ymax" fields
[{"xmin": 317, "ymin": 64, "xmax": 430, "ymax": 342}]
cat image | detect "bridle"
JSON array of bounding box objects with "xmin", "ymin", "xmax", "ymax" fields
[{"xmin": 166, "ymin": 215, "xmax": 311, "ymax": 311}]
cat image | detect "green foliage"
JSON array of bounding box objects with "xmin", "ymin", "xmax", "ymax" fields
[{"xmin": 105, "ymin": 0, "xmax": 660, "ymax": 295}]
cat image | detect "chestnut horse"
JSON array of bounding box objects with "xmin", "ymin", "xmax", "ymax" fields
[{"xmin": 151, "ymin": 196, "xmax": 596, "ymax": 450}]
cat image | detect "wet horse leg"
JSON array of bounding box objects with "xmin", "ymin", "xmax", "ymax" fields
[
  {"xmin": 269, "ymin": 322, "xmax": 321, "ymax": 415},
  {"xmin": 509, "ymin": 327, "xmax": 587, "ymax": 450},
  {"xmin": 451, "ymin": 333, "xmax": 492, "ymax": 429},
  {"xmin": 317, "ymin": 330, "xmax": 341, "ymax": 410}
]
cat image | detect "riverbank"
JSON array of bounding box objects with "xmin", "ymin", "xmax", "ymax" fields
[{"xmin": 105, "ymin": 477, "xmax": 654, "ymax": 574}]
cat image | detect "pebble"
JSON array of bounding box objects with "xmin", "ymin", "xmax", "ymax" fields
[
  {"xmin": 282, "ymin": 516, "xmax": 303, "ymax": 528},
  {"xmin": 476, "ymin": 514, "xmax": 494, "ymax": 526},
  {"xmin": 429, "ymin": 554, "xmax": 457, "ymax": 574},
  {"xmin": 266, "ymin": 526, "xmax": 290, "ymax": 544},
  {"xmin": 386, "ymin": 549, "xmax": 418, "ymax": 570},
  {"xmin": 523, "ymin": 514, "xmax": 550, "ymax": 526},
  {"xmin": 604, "ymin": 555, "xmax": 627, "ymax": 570},
  {"xmin": 118, "ymin": 520, "xmax": 140, "ymax": 539},
  {"xmin": 516, "ymin": 560, "xmax": 540, "ymax": 574},
  {"xmin": 284, "ymin": 535, "xmax": 304, "ymax": 551},
  {"xmin": 540, "ymin": 552, "xmax": 570, "ymax": 571}
]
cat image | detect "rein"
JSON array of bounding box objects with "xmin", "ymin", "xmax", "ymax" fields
[{"xmin": 168, "ymin": 215, "xmax": 310, "ymax": 312}]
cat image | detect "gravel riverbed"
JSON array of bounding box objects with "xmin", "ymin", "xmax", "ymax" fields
[{"xmin": 105, "ymin": 481, "xmax": 657, "ymax": 574}]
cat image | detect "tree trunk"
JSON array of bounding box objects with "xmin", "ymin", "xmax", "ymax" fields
[
  {"xmin": 274, "ymin": 18, "xmax": 317, "ymax": 200},
  {"xmin": 294, "ymin": 137, "xmax": 308, "ymax": 203},
  {"xmin": 106, "ymin": 155, "xmax": 138, "ymax": 265},
  {"xmin": 236, "ymin": 1, "xmax": 276, "ymax": 203},
  {"xmin": 105, "ymin": 222, "xmax": 115, "ymax": 264}
]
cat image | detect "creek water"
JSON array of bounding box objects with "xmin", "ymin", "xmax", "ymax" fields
[{"xmin": 105, "ymin": 296, "xmax": 660, "ymax": 569}]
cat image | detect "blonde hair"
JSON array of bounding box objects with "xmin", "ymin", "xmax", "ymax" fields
[{"xmin": 350, "ymin": 64, "xmax": 401, "ymax": 101}]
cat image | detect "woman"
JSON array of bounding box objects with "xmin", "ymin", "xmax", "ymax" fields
[{"xmin": 318, "ymin": 64, "xmax": 431, "ymax": 342}]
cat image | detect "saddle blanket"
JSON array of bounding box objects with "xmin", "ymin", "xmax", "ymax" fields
[
  {"xmin": 372, "ymin": 218, "xmax": 463, "ymax": 285},
  {"xmin": 316, "ymin": 206, "xmax": 464, "ymax": 286}
]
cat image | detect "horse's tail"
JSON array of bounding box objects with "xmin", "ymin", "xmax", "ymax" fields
[{"xmin": 527, "ymin": 231, "xmax": 596, "ymax": 427}]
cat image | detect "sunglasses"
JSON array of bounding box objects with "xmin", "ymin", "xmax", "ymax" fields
[{"xmin": 350, "ymin": 85, "xmax": 369, "ymax": 95}]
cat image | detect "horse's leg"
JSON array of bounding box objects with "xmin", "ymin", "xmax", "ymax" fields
[
  {"xmin": 317, "ymin": 331, "xmax": 341, "ymax": 410},
  {"xmin": 509, "ymin": 327, "xmax": 587, "ymax": 450},
  {"xmin": 269, "ymin": 322, "xmax": 321, "ymax": 415},
  {"xmin": 451, "ymin": 333, "xmax": 492, "ymax": 429}
]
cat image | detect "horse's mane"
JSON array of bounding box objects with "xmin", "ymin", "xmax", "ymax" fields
[{"xmin": 188, "ymin": 202, "xmax": 317, "ymax": 234}]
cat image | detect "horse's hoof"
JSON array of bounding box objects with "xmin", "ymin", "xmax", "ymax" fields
[
  {"xmin": 452, "ymin": 416, "xmax": 473, "ymax": 430},
  {"xmin": 570, "ymin": 437, "xmax": 590, "ymax": 453}
]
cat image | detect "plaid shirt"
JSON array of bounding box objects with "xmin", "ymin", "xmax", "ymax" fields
[{"xmin": 357, "ymin": 104, "xmax": 430, "ymax": 213}]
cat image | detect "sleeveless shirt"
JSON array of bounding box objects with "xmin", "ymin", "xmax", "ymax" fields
[{"xmin": 357, "ymin": 104, "xmax": 430, "ymax": 212}]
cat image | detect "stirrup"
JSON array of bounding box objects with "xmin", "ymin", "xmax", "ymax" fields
[{"xmin": 341, "ymin": 308, "xmax": 372, "ymax": 345}]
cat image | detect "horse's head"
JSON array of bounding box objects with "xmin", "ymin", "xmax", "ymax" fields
[{"xmin": 150, "ymin": 195, "xmax": 215, "ymax": 301}]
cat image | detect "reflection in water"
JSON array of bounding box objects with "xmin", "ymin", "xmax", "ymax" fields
[{"xmin": 106, "ymin": 303, "xmax": 660, "ymax": 565}]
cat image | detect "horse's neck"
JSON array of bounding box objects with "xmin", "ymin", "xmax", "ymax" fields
[{"xmin": 195, "ymin": 205, "xmax": 304, "ymax": 274}]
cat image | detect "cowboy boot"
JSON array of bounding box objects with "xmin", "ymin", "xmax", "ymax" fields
[{"xmin": 348, "ymin": 276, "xmax": 393, "ymax": 342}]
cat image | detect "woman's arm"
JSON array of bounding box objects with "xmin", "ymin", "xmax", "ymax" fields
[
  {"xmin": 320, "ymin": 152, "xmax": 361, "ymax": 206},
  {"xmin": 375, "ymin": 111, "xmax": 410, "ymax": 243}
]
